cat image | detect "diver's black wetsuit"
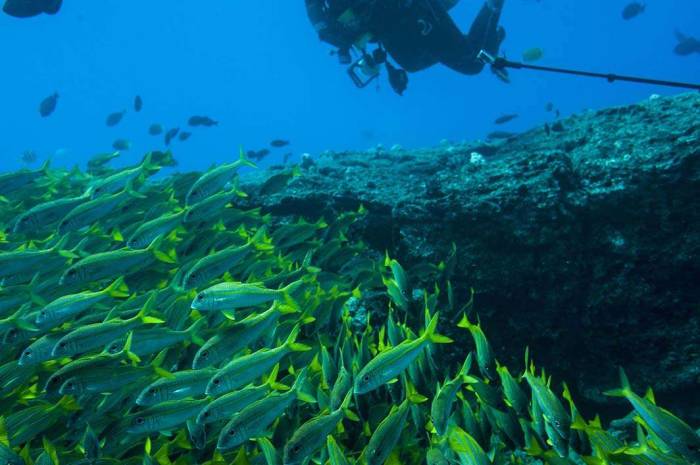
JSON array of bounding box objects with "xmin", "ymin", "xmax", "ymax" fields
[{"xmin": 305, "ymin": 0, "xmax": 504, "ymax": 75}]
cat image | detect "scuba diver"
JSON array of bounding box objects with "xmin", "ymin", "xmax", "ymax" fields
[
  {"xmin": 2, "ymin": 0, "xmax": 62, "ymax": 17},
  {"xmin": 305, "ymin": 0, "xmax": 507, "ymax": 95}
]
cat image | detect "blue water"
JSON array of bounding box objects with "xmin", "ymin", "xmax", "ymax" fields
[{"xmin": 1, "ymin": 0, "xmax": 698, "ymax": 172}]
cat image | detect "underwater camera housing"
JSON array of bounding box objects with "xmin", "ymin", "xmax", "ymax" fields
[
  {"xmin": 347, "ymin": 55, "xmax": 380, "ymax": 88},
  {"xmin": 347, "ymin": 47, "xmax": 386, "ymax": 88}
]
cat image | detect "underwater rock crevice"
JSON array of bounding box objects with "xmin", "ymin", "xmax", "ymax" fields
[{"xmin": 245, "ymin": 92, "xmax": 700, "ymax": 421}]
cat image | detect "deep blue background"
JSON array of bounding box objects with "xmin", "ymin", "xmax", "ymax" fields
[{"xmin": 1, "ymin": 0, "xmax": 698, "ymax": 172}]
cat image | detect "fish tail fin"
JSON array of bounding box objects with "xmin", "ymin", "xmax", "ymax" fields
[
  {"xmin": 250, "ymin": 226, "xmax": 274, "ymax": 251},
  {"xmin": 147, "ymin": 234, "xmax": 177, "ymax": 264},
  {"xmin": 55, "ymin": 395, "xmax": 81, "ymax": 413},
  {"xmin": 570, "ymin": 414, "xmax": 588, "ymax": 432},
  {"xmin": 39, "ymin": 158, "xmax": 52, "ymax": 174},
  {"xmin": 50, "ymin": 234, "xmax": 71, "ymax": 254},
  {"xmin": 524, "ymin": 431, "xmax": 545, "ymax": 458},
  {"xmin": 280, "ymin": 280, "xmax": 303, "ymax": 312},
  {"xmin": 339, "ymin": 390, "xmax": 359, "ymax": 421},
  {"xmin": 281, "ymin": 279, "xmax": 303, "ymax": 295},
  {"xmin": 457, "ymin": 352, "xmax": 473, "ymax": 380},
  {"xmin": 59, "ymin": 236, "xmax": 88, "ymax": 260},
  {"xmin": 265, "ymin": 364, "xmax": 289, "ymax": 391},
  {"xmin": 284, "ymin": 324, "xmax": 311, "ymax": 352},
  {"xmin": 635, "ymin": 423, "xmax": 648, "ymax": 446},
  {"xmin": 124, "ymin": 178, "xmax": 147, "ymax": 199},
  {"xmin": 404, "ymin": 378, "xmax": 428, "ymax": 404},
  {"xmin": 111, "ymin": 227, "xmax": 124, "ymax": 243},
  {"xmin": 238, "ymin": 146, "xmax": 258, "ymax": 170},
  {"xmin": 28, "ymin": 273, "xmax": 47, "ymax": 307},
  {"xmin": 121, "ymin": 331, "xmax": 141, "ymax": 364},
  {"xmin": 104, "ymin": 276, "xmax": 129, "ymax": 298},
  {"xmin": 457, "ymin": 311, "xmax": 474, "ymax": 330},
  {"xmin": 276, "ymin": 301, "xmax": 299, "ymax": 315},
  {"xmin": 186, "ymin": 318, "xmax": 207, "ymax": 346},
  {"xmin": 292, "ymin": 368, "xmax": 315, "ymax": 403},
  {"xmin": 141, "ymin": 152, "xmax": 157, "ymax": 171},
  {"xmin": 604, "ymin": 367, "xmax": 632, "ymax": 398},
  {"xmin": 423, "ymin": 312, "xmax": 452, "ymax": 344},
  {"xmin": 136, "ymin": 291, "xmax": 164, "ymax": 325},
  {"xmin": 300, "ymin": 250, "xmax": 316, "ymax": 271}
]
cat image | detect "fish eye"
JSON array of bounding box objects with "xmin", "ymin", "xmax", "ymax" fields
[
  {"xmin": 23, "ymin": 349, "xmax": 32, "ymax": 358},
  {"xmin": 67, "ymin": 269, "xmax": 76, "ymax": 276},
  {"xmin": 202, "ymin": 411, "xmax": 210, "ymax": 418},
  {"xmin": 58, "ymin": 341, "xmax": 66, "ymax": 348},
  {"xmin": 292, "ymin": 444, "xmax": 302, "ymax": 453},
  {"xmin": 148, "ymin": 388, "xmax": 156, "ymax": 394},
  {"xmin": 212, "ymin": 378, "xmax": 221, "ymax": 386},
  {"xmin": 228, "ymin": 429, "xmax": 236, "ymax": 436},
  {"xmin": 196, "ymin": 293, "xmax": 205, "ymax": 300},
  {"xmin": 200, "ymin": 350, "xmax": 209, "ymax": 358},
  {"xmin": 363, "ymin": 375, "xmax": 370, "ymax": 382},
  {"xmin": 65, "ymin": 382, "xmax": 74, "ymax": 390},
  {"xmin": 136, "ymin": 417, "xmax": 145, "ymax": 425}
]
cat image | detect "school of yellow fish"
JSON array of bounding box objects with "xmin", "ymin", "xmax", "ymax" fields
[{"xmin": 0, "ymin": 151, "xmax": 698, "ymax": 465}]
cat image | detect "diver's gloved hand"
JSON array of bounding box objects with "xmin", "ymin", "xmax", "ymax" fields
[
  {"xmin": 386, "ymin": 62, "xmax": 408, "ymax": 95},
  {"xmin": 490, "ymin": 64, "xmax": 510, "ymax": 84}
]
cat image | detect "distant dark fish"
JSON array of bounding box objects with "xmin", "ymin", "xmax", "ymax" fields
[
  {"xmin": 544, "ymin": 123, "xmax": 551, "ymax": 136},
  {"xmin": 112, "ymin": 139, "xmax": 131, "ymax": 151},
  {"xmin": 39, "ymin": 92, "xmax": 59, "ymax": 117},
  {"xmin": 134, "ymin": 95, "xmax": 143, "ymax": 112},
  {"xmin": 148, "ymin": 124, "xmax": 163, "ymax": 136},
  {"xmin": 522, "ymin": 47, "xmax": 544, "ymax": 63},
  {"xmin": 87, "ymin": 151, "xmax": 120, "ymax": 170},
  {"xmin": 487, "ymin": 130, "xmax": 517, "ymax": 140},
  {"xmin": 270, "ymin": 139, "xmax": 290, "ymax": 148},
  {"xmin": 283, "ymin": 153, "xmax": 293, "ymax": 164},
  {"xmin": 494, "ymin": 114, "xmax": 518, "ymax": 125},
  {"xmin": 249, "ymin": 149, "xmax": 271, "ymax": 161},
  {"xmin": 674, "ymin": 31, "xmax": 700, "ymax": 56},
  {"xmin": 621, "ymin": 2, "xmax": 645, "ymax": 20},
  {"xmin": 21, "ymin": 150, "xmax": 37, "ymax": 164},
  {"xmin": 165, "ymin": 128, "xmax": 180, "ymax": 146},
  {"xmin": 188, "ymin": 115, "xmax": 218, "ymax": 127},
  {"xmin": 3, "ymin": 0, "xmax": 62, "ymax": 17},
  {"xmin": 178, "ymin": 131, "xmax": 192, "ymax": 142},
  {"xmin": 150, "ymin": 151, "xmax": 178, "ymax": 167},
  {"xmin": 106, "ymin": 110, "xmax": 126, "ymax": 127},
  {"xmin": 545, "ymin": 102, "xmax": 554, "ymax": 112},
  {"xmin": 551, "ymin": 121, "xmax": 565, "ymax": 133},
  {"xmin": 259, "ymin": 166, "xmax": 301, "ymax": 196}
]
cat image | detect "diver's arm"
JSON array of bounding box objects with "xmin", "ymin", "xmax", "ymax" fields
[
  {"xmin": 439, "ymin": 0, "xmax": 504, "ymax": 75},
  {"xmin": 305, "ymin": 0, "xmax": 356, "ymax": 50}
]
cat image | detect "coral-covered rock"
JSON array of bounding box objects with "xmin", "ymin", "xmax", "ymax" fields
[{"xmin": 244, "ymin": 92, "xmax": 700, "ymax": 420}]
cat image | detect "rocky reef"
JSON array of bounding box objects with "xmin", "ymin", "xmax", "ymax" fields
[{"xmin": 243, "ymin": 92, "xmax": 700, "ymax": 421}]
